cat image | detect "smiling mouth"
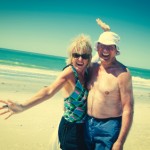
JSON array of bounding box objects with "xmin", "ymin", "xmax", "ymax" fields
[
  {"xmin": 102, "ymin": 52, "xmax": 109, "ymax": 56},
  {"xmin": 76, "ymin": 62, "xmax": 84, "ymax": 66},
  {"xmin": 102, "ymin": 53, "xmax": 110, "ymax": 59}
]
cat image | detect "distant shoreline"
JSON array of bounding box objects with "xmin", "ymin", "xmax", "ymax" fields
[{"xmin": 0, "ymin": 47, "xmax": 67, "ymax": 59}]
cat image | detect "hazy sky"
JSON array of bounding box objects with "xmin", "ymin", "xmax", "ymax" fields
[{"xmin": 0, "ymin": 0, "xmax": 150, "ymax": 69}]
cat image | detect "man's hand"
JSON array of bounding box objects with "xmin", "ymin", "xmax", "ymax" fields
[{"xmin": 111, "ymin": 141, "xmax": 123, "ymax": 150}]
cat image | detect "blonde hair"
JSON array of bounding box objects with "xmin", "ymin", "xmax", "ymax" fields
[{"xmin": 66, "ymin": 34, "xmax": 92, "ymax": 67}]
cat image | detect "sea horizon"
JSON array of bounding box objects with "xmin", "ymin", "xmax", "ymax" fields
[
  {"xmin": 1, "ymin": 47, "xmax": 150, "ymax": 70},
  {"xmin": 0, "ymin": 48, "xmax": 150, "ymax": 91}
]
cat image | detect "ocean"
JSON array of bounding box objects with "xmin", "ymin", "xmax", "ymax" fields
[{"xmin": 0, "ymin": 48, "xmax": 150, "ymax": 90}]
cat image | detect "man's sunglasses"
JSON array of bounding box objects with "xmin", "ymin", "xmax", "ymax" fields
[
  {"xmin": 98, "ymin": 43, "xmax": 116, "ymax": 51},
  {"xmin": 72, "ymin": 53, "xmax": 90, "ymax": 59}
]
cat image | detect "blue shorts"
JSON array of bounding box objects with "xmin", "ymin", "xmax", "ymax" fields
[{"xmin": 84, "ymin": 115, "xmax": 122, "ymax": 150}]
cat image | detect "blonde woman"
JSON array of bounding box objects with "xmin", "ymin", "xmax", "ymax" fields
[{"xmin": 0, "ymin": 34, "xmax": 92, "ymax": 150}]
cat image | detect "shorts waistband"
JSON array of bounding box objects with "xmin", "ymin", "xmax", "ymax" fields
[{"xmin": 87, "ymin": 115, "xmax": 122, "ymax": 121}]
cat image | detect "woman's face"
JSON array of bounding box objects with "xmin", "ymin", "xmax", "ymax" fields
[{"xmin": 71, "ymin": 52, "xmax": 90, "ymax": 73}]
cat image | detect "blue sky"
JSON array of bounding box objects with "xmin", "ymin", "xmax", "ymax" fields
[{"xmin": 0, "ymin": 0, "xmax": 150, "ymax": 69}]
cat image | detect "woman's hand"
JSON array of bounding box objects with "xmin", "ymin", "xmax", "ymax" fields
[
  {"xmin": 96, "ymin": 18, "xmax": 111, "ymax": 31},
  {"xmin": 0, "ymin": 100, "xmax": 24, "ymax": 119}
]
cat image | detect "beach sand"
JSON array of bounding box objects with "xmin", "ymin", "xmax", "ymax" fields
[{"xmin": 0, "ymin": 78, "xmax": 150, "ymax": 150}]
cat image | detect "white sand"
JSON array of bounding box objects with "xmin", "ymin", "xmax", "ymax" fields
[
  {"xmin": 0, "ymin": 78, "xmax": 63, "ymax": 150},
  {"xmin": 0, "ymin": 78, "xmax": 150, "ymax": 150}
]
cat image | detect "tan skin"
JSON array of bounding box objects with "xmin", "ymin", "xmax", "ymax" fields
[
  {"xmin": 0, "ymin": 53, "xmax": 89, "ymax": 119},
  {"xmin": 87, "ymin": 44, "xmax": 134, "ymax": 150}
]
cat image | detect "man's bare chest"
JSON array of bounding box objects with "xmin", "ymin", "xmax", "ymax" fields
[{"xmin": 91, "ymin": 72, "xmax": 119, "ymax": 94}]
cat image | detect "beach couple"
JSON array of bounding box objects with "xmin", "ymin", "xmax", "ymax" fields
[{"xmin": 0, "ymin": 18, "xmax": 134, "ymax": 150}]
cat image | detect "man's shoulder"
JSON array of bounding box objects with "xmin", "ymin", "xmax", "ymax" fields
[
  {"xmin": 116, "ymin": 61, "xmax": 132, "ymax": 80},
  {"xmin": 88, "ymin": 62, "xmax": 100, "ymax": 71},
  {"xmin": 116, "ymin": 61, "xmax": 127, "ymax": 70},
  {"xmin": 109, "ymin": 61, "xmax": 129, "ymax": 77}
]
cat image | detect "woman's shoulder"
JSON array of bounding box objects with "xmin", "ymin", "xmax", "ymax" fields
[{"xmin": 61, "ymin": 65, "xmax": 75, "ymax": 79}]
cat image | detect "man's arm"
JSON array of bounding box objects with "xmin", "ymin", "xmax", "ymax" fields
[{"xmin": 112, "ymin": 70, "xmax": 134, "ymax": 150}]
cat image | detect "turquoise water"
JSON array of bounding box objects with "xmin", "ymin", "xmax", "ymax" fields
[
  {"xmin": 0, "ymin": 48, "xmax": 66, "ymax": 71},
  {"xmin": 0, "ymin": 48, "xmax": 150, "ymax": 89},
  {"xmin": 129, "ymin": 66, "xmax": 150, "ymax": 80}
]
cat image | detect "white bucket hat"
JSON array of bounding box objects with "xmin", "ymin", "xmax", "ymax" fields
[{"xmin": 97, "ymin": 31, "xmax": 120, "ymax": 46}]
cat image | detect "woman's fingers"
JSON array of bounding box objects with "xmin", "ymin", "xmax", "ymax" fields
[
  {"xmin": 0, "ymin": 99, "xmax": 8, "ymax": 105},
  {"xmin": 0, "ymin": 109, "xmax": 10, "ymax": 115},
  {"xmin": 5, "ymin": 112, "xmax": 14, "ymax": 120}
]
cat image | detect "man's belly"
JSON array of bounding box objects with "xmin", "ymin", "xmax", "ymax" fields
[{"xmin": 87, "ymin": 92, "xmax": 122, "ymax": 118}]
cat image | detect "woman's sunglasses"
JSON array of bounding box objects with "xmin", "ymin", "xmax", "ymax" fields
[{"xmin": 72, "ymin": 53, "xmax": 90, "ymax": 59}]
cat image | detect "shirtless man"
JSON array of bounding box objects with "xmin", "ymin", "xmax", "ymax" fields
[{"xmin": 85, "ymin": 31, "xmax": 134, "ymax": 150}]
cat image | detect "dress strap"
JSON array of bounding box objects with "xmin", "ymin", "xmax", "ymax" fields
[{"xmin": 63, "ymin": 64, "xmax": 78, "ymax": 82}]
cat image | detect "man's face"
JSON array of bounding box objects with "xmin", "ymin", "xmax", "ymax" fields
[{"xmin": 97, "ymin": 43, "xmax": 117, "ymax": 63}]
